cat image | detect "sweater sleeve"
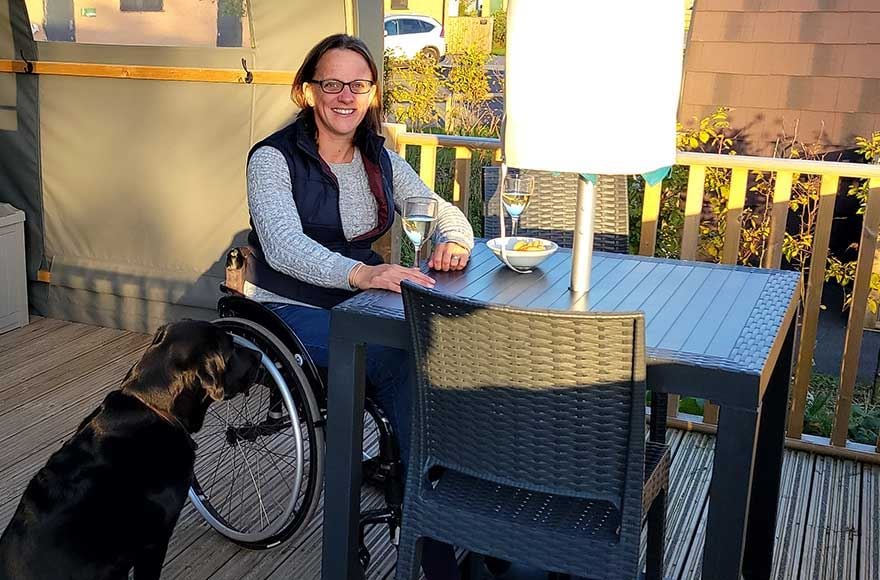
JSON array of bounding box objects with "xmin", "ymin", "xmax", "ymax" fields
[
  {"xmin": 247, "ymin": 146, "xmax": 360, "ymax": 290},
  {"xmin": 387, "ymin": 149, "xmax": 475, "ymax": 251}
]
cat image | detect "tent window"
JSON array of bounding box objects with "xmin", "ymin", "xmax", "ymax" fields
[
  {"xmin": 120, "ymin": 0, "xmax": 163, "ymax": 11},
  {"xmin": 23, "ymin": 0, "xmax": 253, "ymax": 47},
  {"xmin": 391, "ymin": 0, "xmax": 408, "ymax": 9}
]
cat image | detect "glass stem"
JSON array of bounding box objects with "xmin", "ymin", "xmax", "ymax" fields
[
  {"xmin": 413, "ymin": 244, "xmax": 421, "ymax": 268},
  {"xmin": 511, "ymin": 218, "xmax": 519, "ymax": 237}
]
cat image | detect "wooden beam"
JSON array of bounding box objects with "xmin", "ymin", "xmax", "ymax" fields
[{"xmin": 0, "ymin": 59, "xmax": 293, "ymax": 85}]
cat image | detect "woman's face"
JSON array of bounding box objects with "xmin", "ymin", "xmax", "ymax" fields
[{"xmin": 304, "ymin": 48, "xmax": 376, "ymax": 143}]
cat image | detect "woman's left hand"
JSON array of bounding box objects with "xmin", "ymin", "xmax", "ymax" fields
[{"xmin": 428, "ymin": 242, "xmax": 470, "ymax": 272}]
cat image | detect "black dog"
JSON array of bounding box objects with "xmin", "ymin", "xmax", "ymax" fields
[{"xmin": 0, "ymin": 320, "xmax": 261, "ymax": 580}]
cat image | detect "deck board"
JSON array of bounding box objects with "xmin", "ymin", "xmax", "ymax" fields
[
  {"xmin": 1, "ymin": 318, "xmax": 879, "ymax": 579},
  {"xmin": 801, "ymin": 457, "xmax": 861, "ymax": 580},
  {"xmin": 862, "ymin": 464, "xmax": 880, "ymax": 580}
]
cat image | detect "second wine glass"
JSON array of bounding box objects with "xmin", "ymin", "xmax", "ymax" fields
[
  {"xmin": 402, "ymin": 197, "xmax": 438, "ymax": 268},
  {"xmin": 501, "ymin": 174, "xmax": 534, "ymax": 237}
]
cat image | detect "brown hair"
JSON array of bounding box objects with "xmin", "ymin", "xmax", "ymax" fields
[{"xmin": 292, "ymin": 34, "xmax": 383, "ymax": 137}]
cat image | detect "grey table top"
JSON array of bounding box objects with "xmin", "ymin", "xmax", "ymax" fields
[{"xmin": 334, "ymin": 241, "xmax": 801, "ymax": 408}]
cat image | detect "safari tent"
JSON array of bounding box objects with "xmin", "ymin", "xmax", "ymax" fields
[{"xmin": 0, "ymin": 0, "xmax": 383, "ymax": 332}]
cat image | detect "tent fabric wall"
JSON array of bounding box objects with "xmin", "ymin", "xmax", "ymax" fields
[
  {"xmin": 0, "ymin": 0, "xmax": 382, "ymax": 332},
  {"xmin": 1, "ymin": 0, "xmax": 42, "ymax": 287}
]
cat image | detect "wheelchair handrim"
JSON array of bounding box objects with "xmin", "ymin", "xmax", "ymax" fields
[{"xmin": 188, "ymin": 333, "xmax": 304, "ymax": 542}]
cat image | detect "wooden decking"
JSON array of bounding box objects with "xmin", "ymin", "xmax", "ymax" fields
[{"xmin": 1, "ymin": 317, "xmax": 878, "ymax": 580}]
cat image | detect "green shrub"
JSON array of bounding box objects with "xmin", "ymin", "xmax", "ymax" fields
[
  {"xmin": 804, "ymin": 373, "xmax": 880, "ymax": 444},
  {"xmin": 492, "ymin": 9, "xmax": 507, "ymax": 54}
]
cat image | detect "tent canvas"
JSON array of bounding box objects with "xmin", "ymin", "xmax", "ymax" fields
[{"xmin": 0, "ymin": 0, "xmax": 382, "ymax": 332}]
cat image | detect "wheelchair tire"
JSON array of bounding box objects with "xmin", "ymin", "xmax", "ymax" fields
[{"xmin": 188, "ymin": 317, "xmax": 325, "ymax": 550}]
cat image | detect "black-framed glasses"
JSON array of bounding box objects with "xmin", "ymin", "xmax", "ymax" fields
[{"xmin": 310, "ymin": 79, "xmax": 374, "ymax": 94}]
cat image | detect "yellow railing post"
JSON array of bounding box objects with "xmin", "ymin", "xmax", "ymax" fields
[
  {"xmin": 639, "ymin": 182, "xmax": 663, "ymax": 257},
  {"xmin": 680, "ymin": 165, "xmax": 706, "ymax": 260},
  {"xmin": 722, "ymin": 167, "xmax": 749, "ymax": 265},
  {"xmin": 764, "ymin": 172, "xmax": 794, "ymax": 270},
  {"xmin": 831, "ymin": 179, "xmax": 880, "ymax": 446},
  {"xmin": 419, "ymin": 145, "xmax": 438, "ymax": 192},
  {"xmin": 452, "ymin": 147, "xmax": 472, "ymax": 215},
  {"xmin": 703, "ymin": 167, "xmax": 749, "ymax": 425},
  {"xmin": 378, "ymin": 123, "xmax": 407, "ymax": 264},
  {"xmin": 788, "ymin": 174, "xmax": 840, "ymax": 438}
]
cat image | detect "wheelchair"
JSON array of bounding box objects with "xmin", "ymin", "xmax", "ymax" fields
[{"xmin": 187, "ymin": 259, "xmax": 404, "ymax": 571}]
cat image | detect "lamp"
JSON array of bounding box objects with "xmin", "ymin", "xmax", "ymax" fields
[{"xmin": 503, "ymin": 0, "xmax": 685, "ymax": 292}]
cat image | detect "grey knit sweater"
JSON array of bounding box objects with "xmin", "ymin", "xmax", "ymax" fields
[{"xmin": 245, "ymin": 145, "xmax": 474, "ymax": 305}]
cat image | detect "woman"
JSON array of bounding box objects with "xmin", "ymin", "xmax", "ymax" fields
[{"xmin": 243, "ymin": 34, "xmax": 472, "ymax": 579}]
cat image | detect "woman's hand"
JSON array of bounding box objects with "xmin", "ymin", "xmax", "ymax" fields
[
  {"xmin": 351, "ymin": 264, "xmax": 435, "ymax": 293},
  {"xmin": 428, "ymin": 242, "xmax": 470, "ymax": 272}
]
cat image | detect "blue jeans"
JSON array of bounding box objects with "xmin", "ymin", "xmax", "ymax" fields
[{"xmin": 267, "ymin": 303, "xmax": 459, "ymax": 580}]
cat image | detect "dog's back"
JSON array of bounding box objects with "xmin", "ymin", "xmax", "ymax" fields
[{"xmin": 0, "ymin": 391, "xmax": 195, "ymax": 580}]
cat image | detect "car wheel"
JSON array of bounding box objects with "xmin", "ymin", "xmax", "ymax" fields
[{"xmin": 421, "ymin": 47, "xmax": 440, "ymax": 63}]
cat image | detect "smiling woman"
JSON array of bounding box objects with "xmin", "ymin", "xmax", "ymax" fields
[{"xmin": 241, "ymin": 33, "xmax": 473, "ymax": 580}]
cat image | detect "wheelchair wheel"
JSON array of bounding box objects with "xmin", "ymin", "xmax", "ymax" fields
[{"xmin": 188, "ymin": 317, "xmax": 325, "ymax": 549}]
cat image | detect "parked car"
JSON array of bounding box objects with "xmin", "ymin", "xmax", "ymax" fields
[{"xmin": 383, "ymin": 14, "xmax": 446, "ymax": 62}]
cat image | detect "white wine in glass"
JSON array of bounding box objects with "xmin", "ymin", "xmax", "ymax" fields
[
  {"xmin": 502, "ymin": 174, "xmax": 535, "ymax": 237},
  {"xmin": 402, "ymin": 197, "xmax": 438, "ymax": 267}
]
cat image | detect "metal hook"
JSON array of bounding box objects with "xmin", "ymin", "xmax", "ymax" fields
[
  {"xmin": 241, "ymin": 58, "xmax": 253, "ymax": 84},
  {"xmin": 19, "ymin": 50, "xmax": 34, "ymax": 74}
]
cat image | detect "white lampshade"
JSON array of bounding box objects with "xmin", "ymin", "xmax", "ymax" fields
[{"xmin": 504, "ymin": 0, "xmax": 685, "ymax": 175}]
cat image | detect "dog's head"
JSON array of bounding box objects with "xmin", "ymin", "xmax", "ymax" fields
[{"xmin": 122, "ymin": 320, "xmax": 261, "ymax": 432}]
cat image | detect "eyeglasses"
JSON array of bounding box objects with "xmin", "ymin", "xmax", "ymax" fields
[{"xmin": 310, "ymin": 79, "xmax": 374, "ymax": 94}]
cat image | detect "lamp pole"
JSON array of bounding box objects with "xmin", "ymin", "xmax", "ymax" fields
[{"xmin": 570, "ymin": 174, "xmax": 595, "ymax": 294}]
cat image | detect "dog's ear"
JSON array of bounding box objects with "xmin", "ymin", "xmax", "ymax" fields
[
  {"xmin": 150, "ymin": 323, "xmax": 170, "ymax": 346},
  {"xmin": 198, "ymin": 351, "xmax": 227, "ymax": 402}
]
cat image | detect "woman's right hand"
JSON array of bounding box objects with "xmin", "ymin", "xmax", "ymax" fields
[{"xmin": 351, "ymin": 264, "xmax": 435, "ymax": 293}]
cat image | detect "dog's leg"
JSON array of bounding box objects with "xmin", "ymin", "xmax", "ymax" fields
[{"xmin": 132, "ymin": 540, "xmax": 170, "ymax": 580}]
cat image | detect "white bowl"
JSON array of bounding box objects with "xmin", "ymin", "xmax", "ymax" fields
[{"xmin": 486, "ymin": 237, "xmax": 559, "ymax": 269}]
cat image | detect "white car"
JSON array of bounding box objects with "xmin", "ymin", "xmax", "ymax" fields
[{"xmin": 384, "ymin": 15, "xmax": 446, "ymax": 62}]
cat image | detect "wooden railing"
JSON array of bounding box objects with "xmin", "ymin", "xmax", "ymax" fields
[{"xmin": 385, "ymin": 123, "xmax": 880, "ymax": 462}]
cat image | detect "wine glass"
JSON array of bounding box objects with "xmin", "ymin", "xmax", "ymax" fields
[
  {"xmin": 402, "ymin": 197, "xmax": 438, "ymax": 268},
  {"xmin": 501, "ymin": 174, "xmax": 534, "ymax": 237}
]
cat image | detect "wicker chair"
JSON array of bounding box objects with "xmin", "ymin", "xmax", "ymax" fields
[
  {"xmin": 483, "ymin": 168, "xmax": 630, "ymax": 254},
  {"xmin": 397, "ymin": 282, "xmax": 669, "ymax": 580}
]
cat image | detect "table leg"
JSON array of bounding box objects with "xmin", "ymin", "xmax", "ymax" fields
[
  {"xmin": 702, "ymin": 405, "xmax": 759, "ymax": 580},
  {"xmin": 321, "ymin": 335, "xmax": 367, "ymax": 580},
  {"xmin": 743, "ymin": 324, "xmax": 795, "ymax": 579}
]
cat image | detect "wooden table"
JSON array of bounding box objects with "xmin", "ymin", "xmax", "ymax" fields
[{"xmin": 320, "ymin": 242, "xmax": 801, "ymax": 580}]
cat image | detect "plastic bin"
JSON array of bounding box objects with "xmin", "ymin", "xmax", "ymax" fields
[{"xmin": 0, "ymin": 203, "xmax": 28, "ymax": 334}]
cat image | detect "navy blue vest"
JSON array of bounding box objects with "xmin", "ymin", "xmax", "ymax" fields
[{"xmin": 245, "ymin": 118, "xmax": 395, "ymax": 308}]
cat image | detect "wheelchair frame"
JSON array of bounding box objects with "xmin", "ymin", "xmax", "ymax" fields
[{"xmin": 188, "ymin": 293, "xmax": 403, "ymax": 572}]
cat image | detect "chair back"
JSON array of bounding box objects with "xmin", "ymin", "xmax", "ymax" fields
[
  {"xmin": 401, "ymin": 282, "xmax": 646, "ymax": 512},
  {"xmin": 483, "ymin": 168, "xmax": 630, "ymax": 253}
]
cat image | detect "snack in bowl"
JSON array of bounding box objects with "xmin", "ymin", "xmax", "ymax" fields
[
  {"xmin": 513, "ymin": 239, "xmax": 547, "ymax": 252},
  {"xmin": 487, "ymin": 237, "xmax": 558, "ymax": 270}
]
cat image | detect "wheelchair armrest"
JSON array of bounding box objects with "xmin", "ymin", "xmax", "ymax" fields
[
  {"xmin": 224, "ymin": 247, "xmax": 250, "ymax": 295},
  {"xmin": 219, "ymin": 282, "xmax": 246, "ymax": 297}
]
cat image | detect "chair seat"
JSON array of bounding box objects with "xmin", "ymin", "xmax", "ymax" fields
[
  {"xmin": 429, "ymin": 470, "xmax": 623, "ymax": 540},
  {"xmin": 410, "ymin": 443, "xmax": 670, "ymax": 576}
]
